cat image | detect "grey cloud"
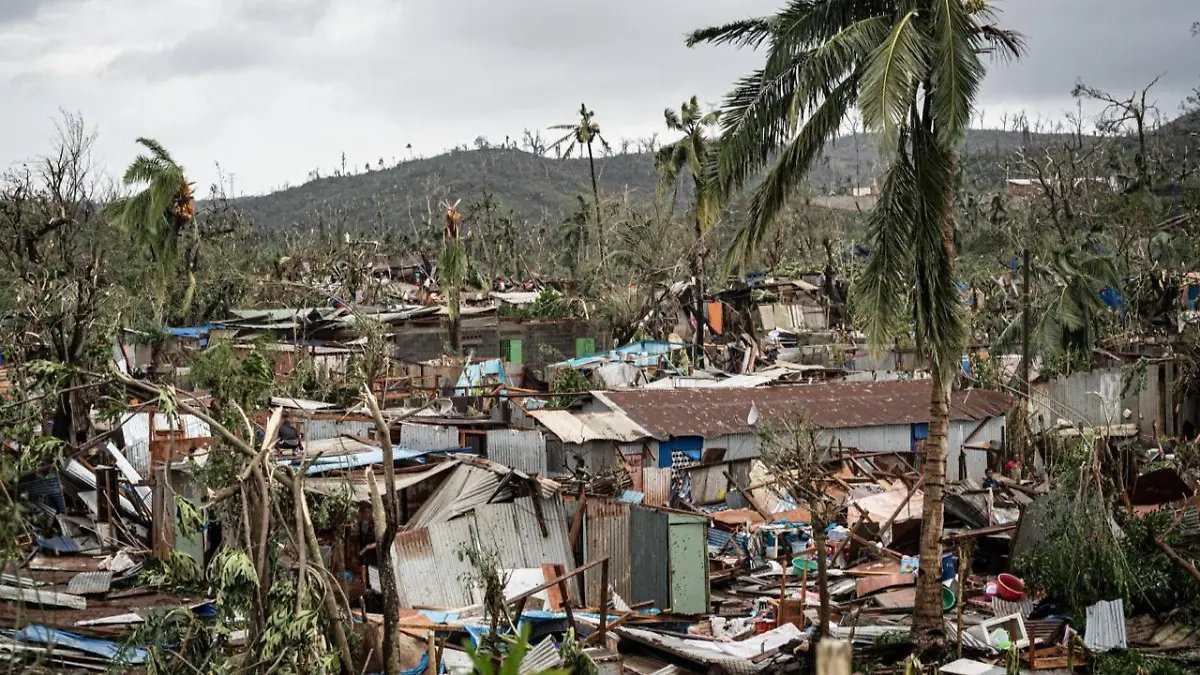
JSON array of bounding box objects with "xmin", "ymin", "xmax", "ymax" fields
[
  {"xmin": 980, "ymin": 0, "xmax": 1198, "ymax": 113},
  {"xmin": 104, "ymin": 26, "xmax": 275, "ymax": 81},
  {"xmin": 0, "ymin": 0, "xmax": 83, "ymax": 25},
  {"xmin": 229, "ymin": 0, "xmax": 332, "ymax": 33}
]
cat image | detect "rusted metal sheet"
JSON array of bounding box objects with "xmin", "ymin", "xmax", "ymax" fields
[
  {"xmin": 629, "ymin": 506, "xmax": 670, "ymax": 610},
  {"xmin": 392, "ymin": 518, "xmax": 478, "ymax": 609},
  {"xmin": 583, "ymin": 499, "xmax": 631, "ymax": 606},
  {"xmin": 400, "ymin": 423, "xmax": 460, "ymax": 450},
  {"xmin": 642, "ymin": 468, "xmax": 671, "ymax": 507},
  {"xmin": 486, "ymin": 429, "xmax": 547, "ymax": 475},
  {"xmin": 601, "ymin": 381, "xmax": 1011, "ymax": 440}
]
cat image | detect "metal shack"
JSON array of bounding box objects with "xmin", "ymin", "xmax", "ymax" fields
[
  {"xmin": 580, "ymin": 500, "xmax": 709, "ymax": 615},
  {"xmin": 540, "ymin": 380, "xmax": 1011, "ymax": 485}
]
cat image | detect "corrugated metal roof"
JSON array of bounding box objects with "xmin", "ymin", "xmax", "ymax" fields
[
  {"xmin": 400, "ymin": 423, "xmax": 461, "ymax": 451},
  {"xmin": 527, "ymin": 409, "xmax": 651, "ymax": 444},
  {"xmin": 407, "ymin": 465, "xmax": 504, "ymax": 529},
  {"xmin": 519, "ymin": 637, "xmax": 562, "ymax": 675},
  {"xmin": 600, "ymin": 381, "xmax": 1012, "ymax": 439},
  {"xmin": 1085, "ymin": 599, "xmax": 1127, "ymax": 652},
  {"xmin": 486, "ymin": 429, "xmax": 547, "ymax": 475},
  {"xmin": 393, "ymin": 496, "xmax": 576, "ymax": 609},
  {"xmin": 304, "ymin": 461, "xmax": 458, "ymax": 503}
]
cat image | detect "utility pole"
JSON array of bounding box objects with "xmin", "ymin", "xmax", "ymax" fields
[{"xmin": 1019, "ymin": 248, "xmax": 1031, "ymax": 476}]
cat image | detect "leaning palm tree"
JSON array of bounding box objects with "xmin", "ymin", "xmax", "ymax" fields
[
  {"xmin": 106, "ymin": 138, "xmax": 194, "ymax": 272},
  {"xmin": 657, "ymin": 97, "xmax": 722, "ymax": 368},
  {"xmin": 690, "ymin": 0, "xmax": 1023, "ymax": 641},
  {"xmin": 550, "ymin": 104, "xmax": 610, "ymax": 231}
]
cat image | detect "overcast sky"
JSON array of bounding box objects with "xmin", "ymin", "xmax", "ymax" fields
[{"xmin": 2, "ymin": 0, "xmax": 1197, "ymax": 195}]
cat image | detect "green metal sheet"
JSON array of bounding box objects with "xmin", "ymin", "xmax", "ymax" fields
[
  {"xmin": 667, "ymin": 513, "xmax": 709, "ymax": 615},
  {"xmin": 575, "ymin": 337, "xmax": 595, "ymax": 358}
]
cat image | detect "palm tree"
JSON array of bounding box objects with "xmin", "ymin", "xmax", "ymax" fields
[
  {"xmin": 551, "ymin": 104, "xmax": 610, "ymax": 233},
  {"xmin": 657, "ymin": 97, "xmax": 721, "ymax": 368},
  {"xmin": 690, "ymin": 0, "xmax": 1023, "ymax": 640},
  {"xmin": 106, "ymin": 138, "xmax": 194, "ymax": 274}
]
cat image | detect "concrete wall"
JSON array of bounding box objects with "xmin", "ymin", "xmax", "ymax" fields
[{"xmin": 390, "ymin": 318, "xmax": 600, "ymax": 368}]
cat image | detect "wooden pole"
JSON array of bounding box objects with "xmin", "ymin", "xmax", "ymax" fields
[
  {"xmin": 598, "ymin": 558, "xmax": 609, "ymax": 644},
  {"xmin": 816, "ymin": 639, "xmax": 851, "ymax": 675},
  {"xmin": 799, "ymin": 564, "xmax": 809, "ymax": 630}
]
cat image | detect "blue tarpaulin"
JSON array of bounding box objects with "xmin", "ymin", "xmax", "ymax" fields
[
  {"xmin": 455, "ymin": 359, "xmax": 508, "ymax": 396},
  {"xmin": 12, "ymin": 625, "xmax": 148, "ymax": 664}
]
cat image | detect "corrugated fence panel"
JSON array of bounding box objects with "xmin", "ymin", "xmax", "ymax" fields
[
  {"xmin": 629, "ymin": 506, "xmax": 670, "ymax": 610},
  {"xmin": 486, "ymin": 429, "xmax": 548, "ymax": 475},
  {"xmin": 305, "ymin": 419, "xmax": 374, "ymax": 442},
  {"xmin": 584, "ymin": 500, "xmax": 630, "ymax": 606},
  {"xmin": 393, "ymin": 518, "xmax": 479, "ymax": 609},
  {"xmin": 642, "ymin": 468, "xmax": 672, "ymax": 507},
  {"xmin": 400, "ymin": 423, "xmax": 460, "ymax": 450}
]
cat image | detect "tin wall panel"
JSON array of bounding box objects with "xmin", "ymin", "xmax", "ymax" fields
[
  {"xmin": 642, "ymin": 468, "xmax": 672, "ymax": 507},
  {"xmin": 392, "ymin": 518, "xmax": 479, "ymax": 609},
  {"xmin": 486, "ymin": 429, "xmax": 548, "ymax": 475},
  {"xmin": 583, "ymin": 500, "xmax": 631, "ymax": 606},
  {"xmin": 304, "ymin": 419, "xmax": 374, "ymax": 443},
  {"xmin": 668, "ymin": 514, "xmax": 709, "ymax": 615},
  {"xmin": 629, "ymin": 506, "xmax": 670, "ymax": 610},
  {"xmin": 400, "ymin": 423, "xmax": 460, "ymax": 450}
]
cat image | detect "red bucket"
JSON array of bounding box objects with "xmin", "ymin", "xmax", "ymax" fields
[{"xmin": 996, "ymin": 573, "xmax": 1026, "ymax": 601}]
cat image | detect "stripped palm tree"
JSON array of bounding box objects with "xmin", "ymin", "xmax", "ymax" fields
[
  {"xmin": 439, "ymin": 200, "xmax": 468, "ymax": 353},
  {"xmin": 550, "ymin": 104, "xmax": 611, "ymax": 232},
  {"xmin": 657, "ymin": 97, "xmax": 722, "ymax": 368},
  {"xmin": 690, "ymin": 0, "xmax": 1023, "ymax": 640}
]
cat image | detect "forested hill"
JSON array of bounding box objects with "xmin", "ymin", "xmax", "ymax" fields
[{"xmin": 228, "ymin": 128, "xmax": 1071, "ymax": 231}]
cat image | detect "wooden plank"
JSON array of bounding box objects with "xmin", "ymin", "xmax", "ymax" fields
[
  {"xmin": 855, "ymin": 574, "xmax": 915, "ymax": 597},
  {"xmin": 872, "ymin": 587, "xmax": 916, "ymax": 610},
  {"xmin": 0, "ymin": 584, "xmax": 86, "ymax": 609}
]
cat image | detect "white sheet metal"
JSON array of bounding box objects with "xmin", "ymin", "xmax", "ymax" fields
[
  {"xmin": 1085, "ymin": 599, "xmax": 1127, "ymax": 652},
  {"xmin": 528, "ymin": 409, "xmax": 651, "ymax": 444},
  {"xmin": 406, "ymin": 465, "xmax": 504, "ymax": 529},
  {"xmin": 486, "ymin": 429, "xmax": 547, "ymax": 475}
]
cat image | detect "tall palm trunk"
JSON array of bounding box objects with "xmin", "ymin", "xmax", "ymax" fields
[
  {"xmin": 692, "ymin": 209, "xmax": 706, "ymax": 369},
  {"xmin": 586, "ymin": 141, "xmax": 602, "ymax": 229},
  {"xmin": 913, "ymin": 170, "xmax": 959, "ymax": 639},
  {"xmin": 913, "ymin": 367, "xmax": 950, "ymax": 636}
]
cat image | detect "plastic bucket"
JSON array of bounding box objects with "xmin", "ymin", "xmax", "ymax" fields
[
  {"xmin": 942, "ymin": 586, "xmax": 956, "ymax": 611},
  {"xmin": 996, "ymin": 573, "xmax": 1026, "ymax": 601},
  {"xmin": 792, "ymin": 557, "xmax": 818, "ymax": 576}
]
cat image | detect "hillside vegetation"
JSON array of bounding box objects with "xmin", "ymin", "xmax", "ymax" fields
[{"xmin": 232, "ymin": 128, "xmax": 1052, "ymax": 231}]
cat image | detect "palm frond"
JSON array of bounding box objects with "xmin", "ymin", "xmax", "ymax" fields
[
  {"xmin": 135, "ymin": 137, "xmax": 175, "ymax": 165},
  {"xmin": 859, "ymin": 9, "xmax": 926, "ymax": 150},
  {"xmin": 687, "ymin": 17, "xmax": 776, "ymax": 49},
  {"xmin": 727, "ymin": 76, "xmax": 857, "ymax": 269},
  {"xmin": 976, "ymin": 25, "xmax": 1026, "ymax": 62},
  {"xmin": 852, "ymin": 137, "xmax": 919, "ymax": 356},
  {"xmin": 929, "ymin": 0, "xmax": 986, "ymax": 147},
  {"xmin": 908, "ymin": 123, "xmax": 966, "ymax": 374}
]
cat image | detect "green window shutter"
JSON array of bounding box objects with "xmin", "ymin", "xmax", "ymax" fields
[{"xmin": 575, "ymin": 337, "xmax": 595, "ymax": 358}]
